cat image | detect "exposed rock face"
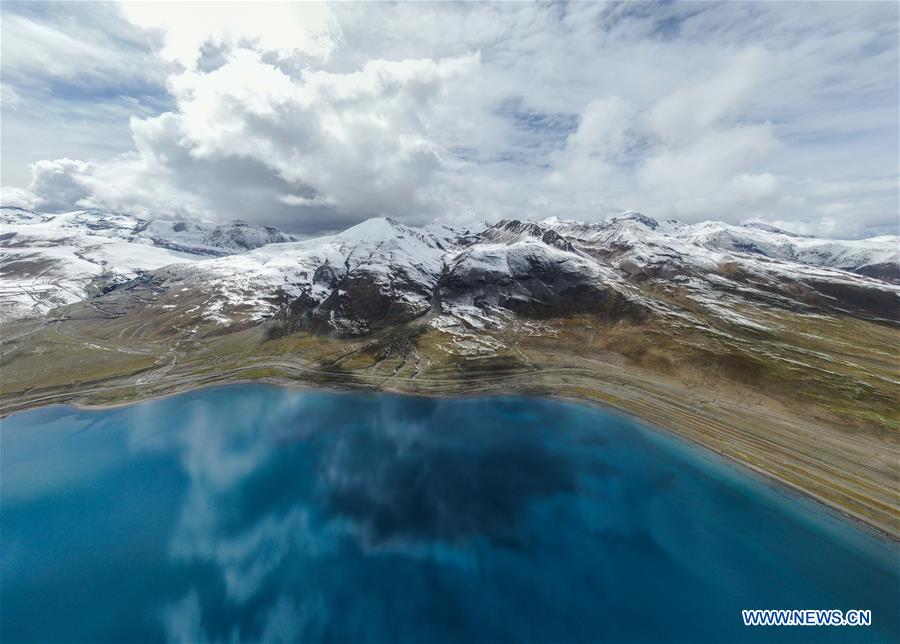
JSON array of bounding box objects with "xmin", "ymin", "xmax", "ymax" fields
[
  {"xmin": 800, "ymin": 278, "xmax": 900, "ymax": 321},
  {"xmin": 313, "ymin": 263, "xmax": 341, "ymax": 289},
  {"xmin": 437, "ymin": 241, "xmax": 645, "ymax": 322},
  {"xmin": 609, "ymin": 211, "xmax": 659, "ymax": 230},
  {"xmin": 276, "ymin": 271, "xmax": 433, "ymax": 337},
  {"xmin": 855, "ymin": 262, "xmax": 900, "ymax": 284},
  {"xmin": 481, "ymin": 220, "xmax": 576, "ymax": 252}
]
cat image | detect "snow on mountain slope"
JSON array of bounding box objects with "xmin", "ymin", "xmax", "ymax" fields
[
  {"xmin": 4, "ymin": 206, "xmax": 898, "ymax": 332},
  {"xmin": 540, "ymin": 213, "xmax": 898, "ymax": 326},
  {"xmin": 135, "ymin": 219, "xmax": 296, "ymax": 255},
  {"xmin": 165, "ymin": 212, "xmax": 897, "ymax": 335},
  {"xmin": 160, "ymin": 216, "xmax": 646, "ymax": 331},
  {"xmin": 436, "ymin": 235, "xmax": 644, "ymax": 328},
  {"xmin": 0, "ymin": 207, "xmax": 295, "ymax": 321},
  {"xmin": 0, "ymin": 207, "xmax": 297, "ymax": 255},
  {"xmin": 540, "ymin": 212, "xmax": 899, "ymax": 279},
  {"xmin": 110, "ymin": 215, "xmax": 900, "ymax": 336},
  {"xmin": 675, "ymin": 221, "xmax": 899, "ymax": 280},
  {"xmin": 167, "ymin": 218, "xmax": 456, "ymax": 331}
]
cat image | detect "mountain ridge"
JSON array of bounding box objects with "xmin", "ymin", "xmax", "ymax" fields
[
  {"xmin": 129, "ymin": 212, "xmax": 898, "ymax": 337},
  {"xmin": 3, "ymin": 206, "xmax": 897, "ymax": 334},
  {"xmin": 0, "ymin": 206, "xmax": 297, "ymax": 320}
]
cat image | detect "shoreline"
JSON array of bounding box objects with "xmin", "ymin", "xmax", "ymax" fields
[{"xmin": 3, "ymin": 371, "xmax": 898, "ymax": 544}]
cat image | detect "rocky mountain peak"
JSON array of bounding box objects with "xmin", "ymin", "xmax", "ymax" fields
[
  {"xmin": 607, "ymin": 211, "xmax": 659, "ymax": 230},
  {"xmin": 483, "ymin": 219, "xmax": 575, "ymax": 252}
]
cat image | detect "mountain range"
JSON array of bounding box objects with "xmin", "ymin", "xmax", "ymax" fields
[{"xmin": 3, "ymin": 205, "xmax": 897, "ymax": 331}]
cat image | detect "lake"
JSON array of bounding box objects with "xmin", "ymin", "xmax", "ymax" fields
[{"xmin": 1, "ymin": 384, "xmax": 897, "ymax": 642}]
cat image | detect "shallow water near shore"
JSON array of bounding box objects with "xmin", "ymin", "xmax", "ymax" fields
[{"xmin": 2, "ymin": 384, "xmax": 897, "ymax": 643}]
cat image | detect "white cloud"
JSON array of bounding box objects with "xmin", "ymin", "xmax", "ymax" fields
[
  {"xmin": 0, "ymin": 11, "xmax": 156, "ymax": 88},
  {"xmin": 639, "ymin": 124, "xmax": 780, "ymax": 207},
  {"xmin": 561, "ymin": 98, "xmax": 635, "ymax": 167},
  {"xmin": 542, "ymin": 51, "xmax": 784, "ymax": 223},
  {"xmin": 277, "ymin": 193, "xmax": 333, "ymax": 208},
  {"xmin": 0, "ymin": 185, "xmax": 39, "ymax": 210},
  {"xmin": 20, "ymin": 158, "xmax": 93, "ymax": 211},
  {"xmin": 164, "ymin": 49, "xmax": 478, "ymax": 219},
  {"xmin": 121, "ymin": 2, "xmax": 342, "ymax": 69},
  {"xmin": 646, "ymin": 48, "xmax": 777, "ymax": 144},
  {"xmin": 1, "ymin": 1, "xmax": 897, "ymax": 237},
  {"xmin": 0, "ymin": 83, "xmax": 23, "ymax": 109},
  {"xmin": 6, "ymin": 48, "xmax": 479, "ymax": 232}
]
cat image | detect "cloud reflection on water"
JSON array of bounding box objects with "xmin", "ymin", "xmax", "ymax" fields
[{"xmin": 129, "ymin": 388, "xmax": 582, "ymax": 642}]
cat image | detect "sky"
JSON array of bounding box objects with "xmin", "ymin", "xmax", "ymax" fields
[{"xmin": 1, "ymin": 1, "xmax": 897, "ymax": 238}]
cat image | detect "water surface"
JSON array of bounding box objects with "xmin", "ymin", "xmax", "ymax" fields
[{"xmin": 2, "ymin": 385, "xmax": 898, "ymax": 642}]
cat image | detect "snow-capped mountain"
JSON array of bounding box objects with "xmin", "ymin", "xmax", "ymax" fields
[
  {"xmin": 0, "ymin": 206, "xmax": 296, "ymax": 320},
  {"xmin": 165, "ymin": 217, "xmax": 452, "ymax": 333},
  {"xmin": 541, "ymin": 212, "xmax": 899, "ymax": 281},
  {"xmin": 3, "ymin": 206, "xmax": 898, "ymax": 336},
  {"xmin": 82, "ymin": 211, "xmax": 895, "ymax": 338},
  {"xmin": 674, "ymin": 221, "xmax": 898, "ymax": 282}
]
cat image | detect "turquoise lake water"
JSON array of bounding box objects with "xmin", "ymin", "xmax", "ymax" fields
[{"xmin": 1, "ymin": 384, "xmax": 898, "ymax": 643}]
